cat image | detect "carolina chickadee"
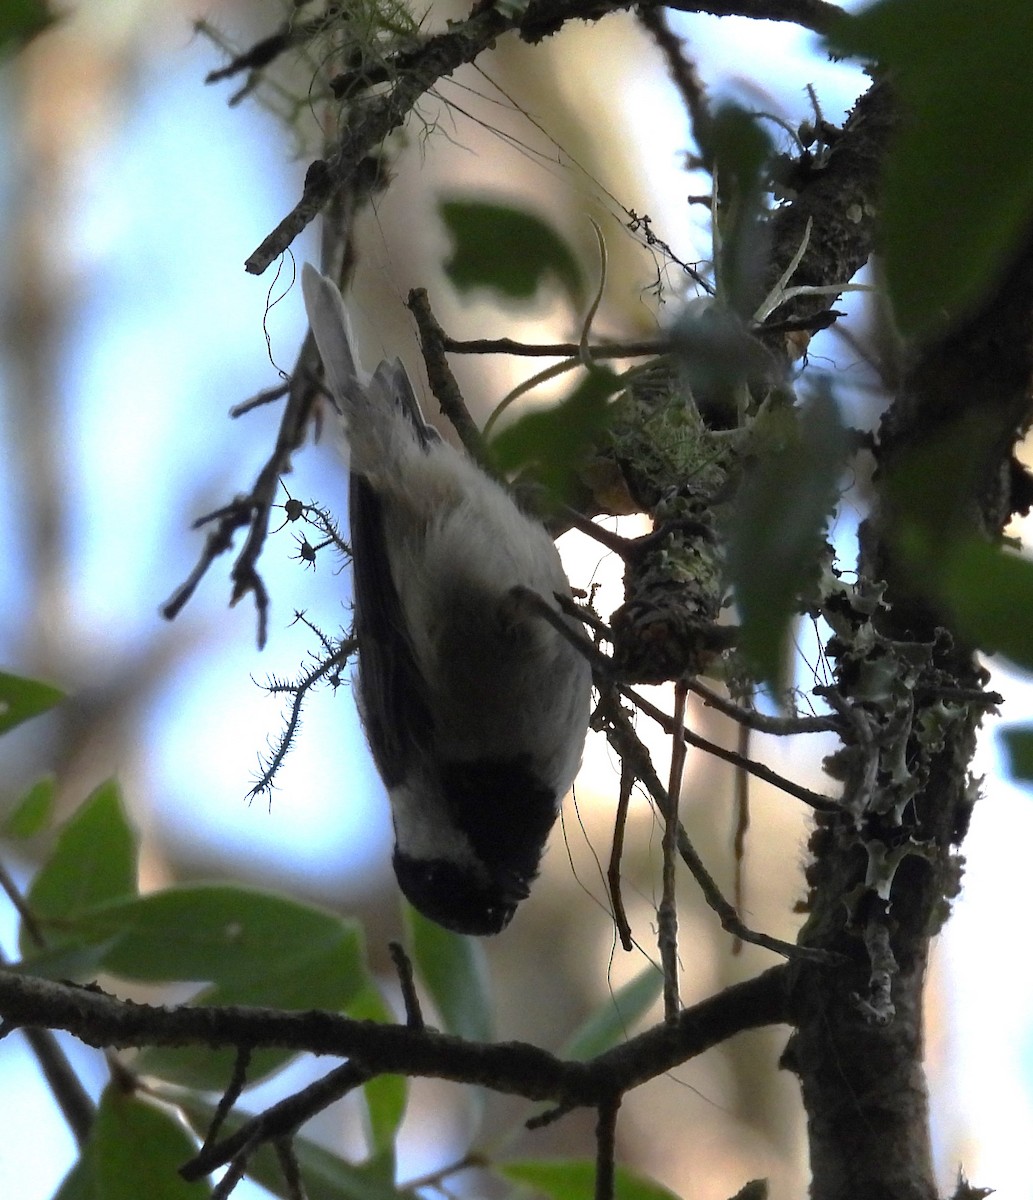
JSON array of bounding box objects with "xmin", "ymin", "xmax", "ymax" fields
[{"xmin": 302, "ymin": 265, "xmax": 593, "ymax": 935}]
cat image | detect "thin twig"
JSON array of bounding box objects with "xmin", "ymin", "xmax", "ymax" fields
[
  {"xmin": 624, "ymin": 686, "xmax": 840, "ymax": 812},
  {"xmin": 182, "ymin": 1060, "xmax": 372, "ymax": 1181},
  {"xmin": 526, "ymin": 1100, "xmax": 578, "ymax": 1129},
  {"xmin": 660, "ymin": 684, "xmax": 687, "ymax": 1021},
  {"xmin": 20, "ymin": 1026, "xmax": 95, "ymax": 1147},
  {"xmin": 167, "ymin": 138, "xmax": 374, "ymax": 643},
  {"xmin": 607, "ymin": 767, "xmax": 635, "ymax": 951},
  {"xmin": 0, "ymin": 860, "xmax": 46, "ymax": 948},
  {"xmin": 509, "ymin": 586, "xmax": 611, "ymax": 677},
  {"xmin": 229, "ymin": 382, "xmax": 291, "ymax": 418},
  {"xmin": 594, "ymin": 1094, "xmax": 621, "ymax": 1200},
  {"xmin": 400, "ymin": 1153, "xmax": 486, "ymax": 1192},
  {"xmin": 273, "ymin": 1137, "xmax": 306, "ymax": 1200},
  {"xmin": 686, "ymin": 678, "xmax": 841, "ymax": 735},
  {"xmin": 732, "ymin": 718, "xmax": 750, "ymax": 956},
  {"xmin": 210, "ymin": 1147, "xmax": 252, "ymax": 1200},
  {"xmin": 389, "ymin": 942, "xmax": 425, "ymax": 1031},
  {"xmin": 0, "ymin": 921, "xmax": 94, "ymax": 1146},
  {"xmin": 637, "ymin": 6, "xmax": 712, "ymax": 156},
  {"xmin": 202, "ymin": 1045, "xmax": 252, "ymax": 1154},
  {"xmin": 443, "ymin": 335, "xmax": 668, "ymax": 358},
  {"xmin": 597, "ymin": 691, "xmax": 836, "ymax": 963},
  {"xmin": 406, "ymin": 288, "xmax": 492, "ymax": 469}
]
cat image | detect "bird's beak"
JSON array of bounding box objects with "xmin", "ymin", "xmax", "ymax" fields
[{"xmin": 497, "ymin": 870, "xmax": 531, "ymax": 905}]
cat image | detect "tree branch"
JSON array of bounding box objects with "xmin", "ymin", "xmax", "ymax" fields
[
  {"xmin": 0, "ymin": 966, "xmax": 791, "ymax": 1108},
  {"xmin": 244, "ymin": 0, "xmax": 844, "ymax": 275}
]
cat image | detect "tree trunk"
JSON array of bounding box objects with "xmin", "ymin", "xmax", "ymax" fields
[{"xmin": 783, "ymin": 227, "xmax": 1033, "ymax": 1200}]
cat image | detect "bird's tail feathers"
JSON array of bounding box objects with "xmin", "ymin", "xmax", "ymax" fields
[
  {"xmin": 302, "ymin": 264, "xmax": 436, "ymax": 459},
  {"xmin": 302, "ymin": 263, "xmax": 361, "ymax": 408}
]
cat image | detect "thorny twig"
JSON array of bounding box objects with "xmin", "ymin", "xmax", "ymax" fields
[
  {"xmin": 249, "ymin": 625, "xmax": 357, "ymax": 799},
  {"xmin": 161, "ymin": 338, "xmax": 325, "ymax": 648}
]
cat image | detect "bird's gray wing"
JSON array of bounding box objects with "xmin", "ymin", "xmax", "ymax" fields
[
  {"xmin": 349, "ymin": 472, "xmax": 436, "ymax": 789},
  {"xmin": 303, "ymin": 262, "xmax": 440, "ymax": 785}
]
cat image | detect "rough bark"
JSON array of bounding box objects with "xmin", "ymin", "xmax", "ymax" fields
[{"xmin": 782, "ymin": 225, "xmax": 1033, "ymax": 1200}]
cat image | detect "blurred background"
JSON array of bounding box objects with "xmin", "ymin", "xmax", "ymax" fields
[{"xmin": 1, "ymin": 1, "xmax": 1030, "ymax": 1197}]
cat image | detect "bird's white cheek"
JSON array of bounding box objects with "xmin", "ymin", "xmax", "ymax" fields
[{"xmin": 388, "ymin": 781, "xmax": 484, "ymax": 872}]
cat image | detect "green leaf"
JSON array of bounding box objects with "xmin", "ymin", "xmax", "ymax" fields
[
  {"xmin": 490, "ymin": 368, "xmax": 620, "ymax": 504},
  {"xmin": 883, "ymin": 414, "xmax": 996, "ymax": 542},
  {"xmin": 75, "ymin": 885, "xmax": 363, "ymax": 992},
  {"xmin": 12, "ymin": 937, "xmax": 122, "ymax": 981},
  {"xmin": 934, "ymin": 537, "xmax": 1033, "ymax": 670},
  {"xmin": 24, "ymin": 780, "xmax": 137, "ymax": 954},
  {"xmin": 2, "ymin": 774, "xmax": 56, "ymax": 838},
  {"xmin": 171, "ymin": 1091, "xmax": 409, "ymax": 1200},
  {"xmin": 52, "ymin": 1157, "xmax": 93, "ymax": 1200},
  {"xmin": 0, "ymin": 669, "xmax": 64, "ymax": 735},
  {"xmin": 405, "ymin": 904, "xmax": 493, "ymax": 1042},
  {"xmin": 829, "ymin": 0, "xmax": 1033, "ymax": 334},
  {"xmin": 724, "ymin": 391, "xmax": 848, "ymax": 694},
  {"xmin": 90, "ymin": 1086, "xmax": 210, "ymax": 1199},
  {"xmin": 69, "ymin": 885, "xmax": 369, "ymax": 1088},
  {"xmin": 1001, "ymin": 727, "xmax": 1033, "ymax": 782},
  {"xmin": 560, "ymin": 967, "xmax": 663, "ymax": 1061},
  {"xmin": 441, "ymin": 199, "xmax": 585, "ymax": 309},
  {"xmin": 500, "ymin": 1159, "xmax": 680, "ymax": 1200},
  {"xmin": 347, "ymin": 982, "xmax": 408, "ymax": 1158},
  {"xmin": 0, "ymin": 0, "xmax": 54, "ymax": 54},
  {"xmin": 705, "ymin": 104, "xmax": 775, "ymax": 316},
  {"xmin": 878, "ymin": 414, "xmax": 1033, "ymax": 667},
  {"xmin": 671, "ymin": 300, "xmax": 767, "ymax": 406}
]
